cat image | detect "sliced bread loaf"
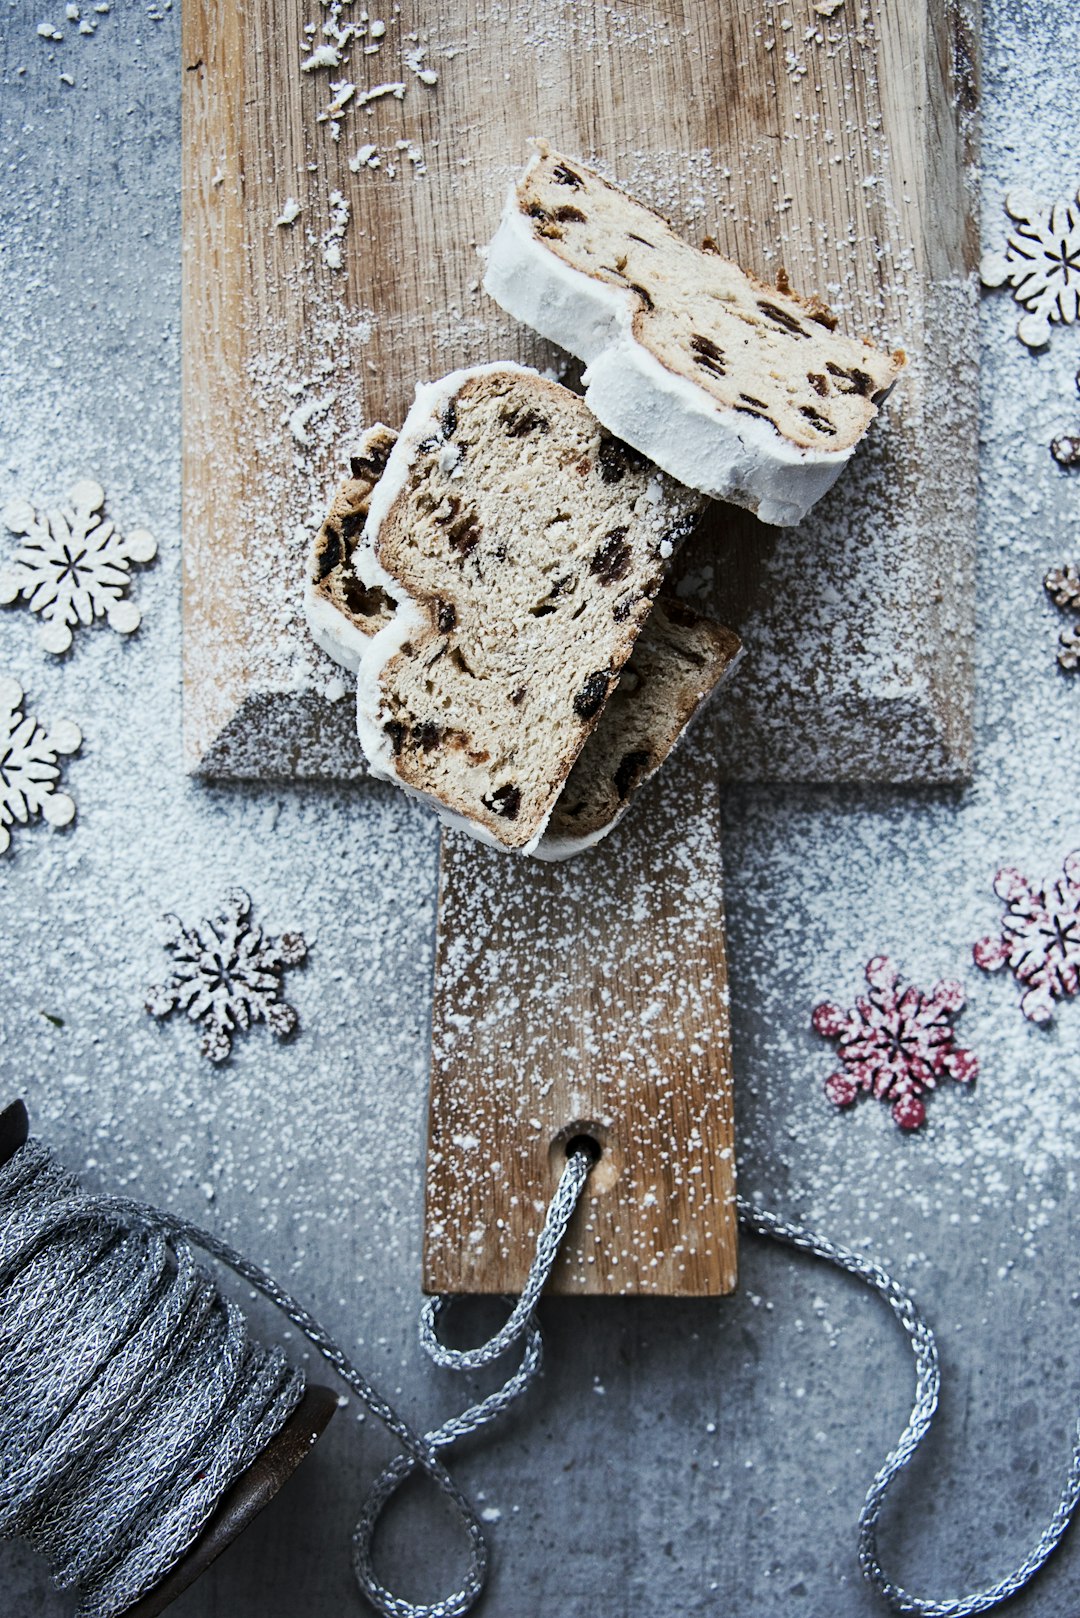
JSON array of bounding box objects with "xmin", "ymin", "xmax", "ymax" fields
[
  {"xmin": 540, "ymin": 597, "xmax": 742, "ymax": 858},
  {"xmin": 309, "ymin": 428, "xmax": 740, "ymax": 859},
  {"xmin": 351, "ymin": 362, "xmax": 705, "ymax": 853},
  {"xmin": 483, "ymin": 142, "xmax": 905, "ymax": 527}
]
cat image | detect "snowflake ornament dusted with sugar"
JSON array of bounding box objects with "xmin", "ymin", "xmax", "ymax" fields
[
  {"xmin": 974, "ymin": 853, "xmax": 1080, "ymax": 1024},
  {"xmin": 146, "ymin": 888, "xmax": 308, "ymax": 1063},
  {"xmin": 813, "ymin": 956, "xmax": 978, "ymax": 1131},
  {"xmin": 1, "ymin": 480, "xmax": 156, "ymax": 654},
  {"xmin": 0, "ymin": 677, "xmax": 81, "ymax": 854},
  {"xmin": 1045, "ymin": 563, "xmax": 1080, "ymax": 670},
  {"xmin": 980, "ymin": 186, "xmax": 1080, "ymax": 349}
]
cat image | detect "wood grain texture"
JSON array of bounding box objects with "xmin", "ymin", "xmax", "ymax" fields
[
  {"xmin": 182, "ymin": 0, "xmax": 978, "ymax": 783},
  {"xmin": 425, "ymin": 721, "xmax": 737, "ymax": 1296}
]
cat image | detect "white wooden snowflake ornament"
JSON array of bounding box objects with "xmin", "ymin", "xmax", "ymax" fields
[
  {"xmin": 980, "ymin": 187, "xmax": 1080, "ymax": 348},
  {"xmin": 0, "ymin": 677, "xmax": 81, "ymax": 854},
  {"xmin": 0, "ymin": 479, "xmax": 157, "ymax": 654}
]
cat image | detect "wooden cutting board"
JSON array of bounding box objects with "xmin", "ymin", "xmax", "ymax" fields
[
  {"xmin": 182, "ymin": 0, "xmax": 977, "ymax": 787},
  {"xmin": 182, "ymin": 1, "xmax": 978, "ymax": 1294}
]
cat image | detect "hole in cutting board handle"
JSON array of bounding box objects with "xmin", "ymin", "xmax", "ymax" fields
[
  {"xmin": 564, "ymin": 1132, "xmax": 602, "ymax": 1165},
  {"xmin": 548, "ymin": 1121, "xmax": 620, "ymax": 1195}
]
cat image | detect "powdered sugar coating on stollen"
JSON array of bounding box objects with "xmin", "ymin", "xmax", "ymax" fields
[
  {"xmin": 352, "ymin": 365, "xmax": 521, "ymax": 814},
  {"xmin": 482, "ymin": 151, "xmax": 893, "ymax": 527}
]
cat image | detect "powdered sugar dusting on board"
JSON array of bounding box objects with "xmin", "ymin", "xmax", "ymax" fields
[
  {"xmin": 719, "ymin": 2, "xmax": 1080, "ymax": 1290},
  {"xmin": 187, "ymin": 0, "xmax": 978, "ymax": 785},
  {"xmin": 207, "ymin": 299, "xmax": 377, "ymax": 720},
  {"xmin": 290, "ymin": 1, "xmax": 448, "ymax": 223},
  {"xmin": 428, "ymin": 726, "xmax": 736, "ymax": 1296}
]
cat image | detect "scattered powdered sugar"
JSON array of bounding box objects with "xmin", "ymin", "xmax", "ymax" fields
[
  {"xmin": 720, "ymin": 0, "xmax": 1080, "ymax": 1273},
  {"xmin": 285, "ymin": 1, "xmax": 448, "ymax": 252},
  {"xmin": 3, "ymin": 3, "xmax": 1080, "ymax": 1613},
  {"xmin": 354, "ymin": 79, "xmax": 404, "ymax": 107},
  {"xmin": 300, "ymin": 42, "xmax": 342, "ymax": 73},
  {"xmin": 320, "ymin": 188, "xmax": 351, "ymax": 269},
  {"xmin": 26, "ymin": 0, "xmax": 111, "ymax": 82},
  {"xmin": 236, "ymin": 299, "xmax": 376, "ymax": 704}
]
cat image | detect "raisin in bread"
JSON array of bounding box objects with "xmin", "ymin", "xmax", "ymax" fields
[
  {"xmin": 352, "ymin": 362, "xmax": 705, "ymax": 854},
  {"xmin": 305, "ymin": 424, "xmax": 399, "ymax": 671},
  {"xmin": 540, "ymin": 598, "xmax": 742, "ymax": 859},
  {"xmin": 483, "ymin": 142, "xmax": 905, "ymax": 528}
]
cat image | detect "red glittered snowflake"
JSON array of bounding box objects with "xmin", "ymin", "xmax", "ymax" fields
[
  {"xmin": 973, "ymin": 852, "xmax": 1080, "ymax": 1024},
  {"xmin": 813, "ymin": 957, "xmax": 979, "ymax": 1130}
]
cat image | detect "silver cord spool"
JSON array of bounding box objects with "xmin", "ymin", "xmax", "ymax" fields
[
  {"xmin": 0, "ymin": 1101, "xmax": 590, "ymax": 1618},
  {"xmin": 0, "ymin": 1106, "xmax": 325, "ymax": 1618}
]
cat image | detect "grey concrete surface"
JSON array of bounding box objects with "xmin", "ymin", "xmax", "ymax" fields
[{"xmin": 2, "ymin": 2, "xmax": 1079, "ymax": 1615}]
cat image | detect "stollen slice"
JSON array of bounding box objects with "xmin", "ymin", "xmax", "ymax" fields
[
  {"xmin": 305, "ymin": 423, "xmax": 399, "ymax": 672},
  {"xmin": 350, "ymin": 361, "xmax": 706, "ymax": 854},
  {"xmin": 483, "ymin": 141, "xmax": 905, "ymax": 528},
  {"xmin": 307, "ymin": 445, "xmax": 742, "ymax": 858},
  {"xmin": 540, "ymin": 597, "xmax": 742, "ymax": 859}
]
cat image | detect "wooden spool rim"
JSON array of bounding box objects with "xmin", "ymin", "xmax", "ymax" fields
[
  {"xmin": 0, "ymin": 1098, "xmax": 29, "ymax": 1165},
  {"xmin": 121, "ymin": 1382, "xmax": 339, "ymax": 1617},
  {"xmin": 0, "ymin": 1100, "xmax": 338, "ymax": 1618}
]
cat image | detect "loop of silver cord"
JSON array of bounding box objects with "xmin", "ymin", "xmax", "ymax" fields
[
  {"xmin": 738, "ymin": 1196, "xmax": 1080, "ymax": 1616},
  {"xmin": 4, "ymin": 1131, "xmax": 1079, "ymax": 1618}
]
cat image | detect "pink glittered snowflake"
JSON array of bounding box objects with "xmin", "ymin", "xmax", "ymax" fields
[
  {"xmin": 973, "ymin": 852, "xmax": 1080, "ymax": 1024},
  {"xmin": 813, "ymin": 957, "xmax": 979, "ymax": 1130}
]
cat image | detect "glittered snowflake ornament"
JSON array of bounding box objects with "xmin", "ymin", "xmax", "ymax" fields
[
  {"xmin": 0, "ymin": 677, "xmax": 81, "ymax": 854},
  {"xmin": 980, "ymin": 186, "xmax": 1080, "ymax": 348},
  {"xmin": 813, "ymin": 957, "xmax": 978, "ymax": 1131},
  {"xmin": 1045, "ymin": 564, "xmax": 1080, "ymax": 670},
  {"xmin": 1, "ymin": 479, "xmax": 156, "ymax": 654},
  {"xmin": 146, "ymin": 889, "xmax": 308, "ymax": 1062},
  {"xmin": 974, "ymin": 853, "xmax": 1080, "ymax": 1024}
]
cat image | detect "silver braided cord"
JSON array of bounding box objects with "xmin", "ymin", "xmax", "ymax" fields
[
  {"xmin": 351, "ymin": 1146, "xmax": 593, "ymax": 1618},
  {"xmin": 0, "ymin": 1139, "xmax": 305, "ymax": 1618},
  {"xmin": 6, "ymin": 1116, "xmax": 1076, "ymax": 1618},
  {"xmin": 738, "ymin": 1196, "xmax": 1080, "ymax": 1617},
  {"xmin": 0, "ymin": 1133, "xmax": 593, "ymax": 1618},
  {"xmin": 418, "ymin": 1147, "xmax": 593, "ymax": 1374}
]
